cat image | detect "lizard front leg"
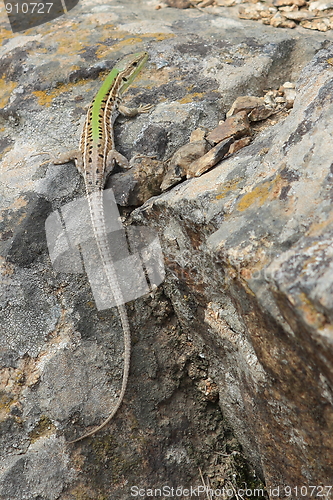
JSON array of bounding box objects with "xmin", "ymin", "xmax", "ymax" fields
[
  {"xmin": 53, "ymin": 150, "xmax": 84, "ymax": 175},
  {"xmin": 118, "ymin": 103, "xmax": 153, "ymax": 117}
]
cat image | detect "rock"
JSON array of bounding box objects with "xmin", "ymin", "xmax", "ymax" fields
[
  {"xmin": 161, "ymin": 140, "xmax": 209, "ymax": 190},
  {"xmin": 133, "ymin": 47, "xmax": 333, "ymax": 491},
  {"xmin": 282, "ymin": 81, "xmax": 295, "ymax": 88},
  {"xmin": 270, "ymin": 11, "xmax": 297, "ymax": 26},
  {"xmin": 283, "ymin": 9, "xmax": 314, "ymax": 20},
  {"xmin": 166, "ymin": 0, "xmax": 192, "ymax": 7},
  {"xmin": 278, "ymin": 4, "xmax": 299, "ymax": 11},
  {"xmin": 273, "ymin": 0, "xmax": 307, "ymax": 6},
  {"xmin": 300, "ymin": 18, "xmax": 330, "ymax": 29},
  {"xmin": 301, "ymin": 18, "xmax": 331, "ymax": 29},
  {"xmin": 190, "ymin": 128, "xmax": 206, "ymax": 142},
  {"xmin": 238, "ymin": 4, "xmax": 265, "ymax": 20},
  {"xmin": 207, "ymin": 111, "xmax": 251, "ymax": 145},
  {"xmin": 226, "ymin": 96, "xmax": 265, "ymax": 118},
  {"xmin": 274, "ymin": 96, "xmax": 286, "ymax": 103},
  {"xmin": 228, "ymin": 136, "xmax": 252, "ymax": 154},
  {"xmin": 248, "ymin": 105, "xmax": 276, "ymax": 121},
  {"xmin": 1, "ymin": 1, "xmax": 333, "ymax": 497},
  {"xmin": 309, "ymin": 0, "xmax": 333, "ymax": 9},
  {"xmin": 215, "ymin": 0, "xmax": 236, "ymax": 5},
  {"xmin": 196, "ymin": 0, "xmax": 215, "ymax": 7},
  {"xmin": 263, "ymin": 92, "xmax": 278, "ymax": 107},
  {"xmin": 186, "ymin": 136, "xmax": 234, "ymax": 178},
  {"xmin": 107, "ymin": 157, "xmax": 166, "ymax": 206},
  {"xmin": 283, "ymin": 87, "xmax": 296, "ymax": 107}
]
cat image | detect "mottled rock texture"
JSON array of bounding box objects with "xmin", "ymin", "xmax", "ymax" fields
[
  {"xmin": 1, "ymin": 0, "xmax": 333, "ymax": 498},
  {"xmin": 133, "ymin": 47, "xmax": 333, "ymax": 490}
]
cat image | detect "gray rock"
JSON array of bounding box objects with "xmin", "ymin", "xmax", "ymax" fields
[
  {"xmin": 161, "ymin": 140, "xmax": 209, "ymax": 190},
  {"xmin": 0, "ymin": 436, "xmax": 75, "ymax": 500},
  {"xmin": 133, "ymin": 47, "xmax": 333, "ymax": 487},
  {"xmin": 1, "ymin": 0, "xmax": 333, "ymax": 497}
]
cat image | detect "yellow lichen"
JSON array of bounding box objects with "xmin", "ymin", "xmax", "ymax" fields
[
  {"xmin": 215, "ymin": 179, "xmax": 240, "ymax": 200},
  {"xmin": 32, "ymin": 79, "xmax": 89, "ymax": 106},
  {"xmin": 0, "ymin": 29, "xmax": 14, "ymax": 43},
  {"xmin": 237, "ymin": 182, "xmax": 271, "ymax": 211},
  {"xmin": 0, "ymin": 77, "xmax": 17, "ymax": 108},
  {"xmin": 0, "ymin": 392, "xmax": 14, "ymax": 411},
  {"xmin": 29, "ymin": 415, "xmax": 56, "ymax": 442},
  {"xmin": 179, "ymin": 92, "xmax": 204, "ymax": 104},
  {"xmin": 96, "ymin": 37, "xmax": 144, "ymax": 58}
]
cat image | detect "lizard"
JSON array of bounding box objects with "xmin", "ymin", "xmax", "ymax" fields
[{"xmin": 53, "ymin": 51, "xmax": 152, "ymax": 443}]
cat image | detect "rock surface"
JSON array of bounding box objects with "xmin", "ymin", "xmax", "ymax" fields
[
  {"xmin": 1, "ymin": 0, "xmax": 333, "ymax": 498},
  {"xmin": 132, "ymin": 46, "xmax": 333, "ymax": 490}
]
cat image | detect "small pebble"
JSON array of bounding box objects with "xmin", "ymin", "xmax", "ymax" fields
[
  {"xmin": 190, "ymin": 128, "xmax": 206, "ymax": 142},
  {"xmin": 309, "ymin": 0, "xmax": 333, "ymax": 10},
  {"xmin": 187, "ymin": 137, "xmax": 234, "ymax": 178},
  {"xmin": 165, "ymin": 0, "xmax": 191, "ymax": 8},
  {"xmin": 207, "ymin": 111, "xmax": 251, "ymax": 144},
  {"xmin": 226, "ymin": 96, "xmax": 265, "ymax": 117}
]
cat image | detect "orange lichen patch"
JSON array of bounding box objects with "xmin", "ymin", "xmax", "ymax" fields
[
  {"xmin": 0, "ymin": 392, "xmax": 16, "ymax": 421},
  {"xmin": 179, "ymin": 92, "xmax": 204, "ymax": 104},
  {"xmin": 149, "ymin": 33, "xmax": 175, "ymax": 42},
  {"xmin": 307, "ymin": 213, "xmax": 333, "ymax": 237},
  {"xmin": 0, "ymin": 77, "xmax": 17, "ymax": 108},
  {"xmin": 29, "ymin": 415, "xmax": 56, "ymax": 443},
  {"xmin": 237, "ymin": 181, "xmax": 271, "ymax": 211},
  {"xmin": 237, "ymin": 174, "xmax": 288, "ymax": 212},
  {"xmin": 142, "ymin": 66, "xmax": 174, "ymax": 89},
  {"xmin": 26, "ymin": 46, "xmax": 49, "ymax": 56},
  {"xmin": 297, "ymin": 292, "xmax": 327, "ymax": 329},
  {"xmin": 0, "ymin": 29, "xmax": 14, "ymax": 44},
  {"xmin": 56, "ymin": 35, "xmax": 87, "ymax": 55},
  {"xmin": 96, "ymin": 32, "xmax": 174, "ymax": 59},
  {"xmin": 32, "ymin": 79, "xmax": 88, "ymax": 106},
  {"xmin": 96, "ymin": 37, "xmax": 144, "ymax": 58},
  {"xmin": 215, "ymin": 179, "xmax": 240, "ymax": 200}
]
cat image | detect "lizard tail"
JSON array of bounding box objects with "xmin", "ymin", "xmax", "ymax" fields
[{"xmin": 67, "ymin": 190, "xmax": 131, "ymax": 444}]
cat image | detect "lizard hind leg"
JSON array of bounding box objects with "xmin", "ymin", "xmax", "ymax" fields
[{"xmin": 30, "ymin": 151, "xmax": 54, "ymax": 167}]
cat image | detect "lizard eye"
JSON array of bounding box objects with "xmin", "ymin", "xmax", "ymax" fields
[
  {"xmin": 122, "ymin": 77, "xmax": 128, "ymax": 82},
  {"xmin": 132, "ymin": 61, "xmax": 138, "ymax": 66}
]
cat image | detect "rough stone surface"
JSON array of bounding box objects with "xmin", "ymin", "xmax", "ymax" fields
[
  {"xmin": 1, "ymin": 0, "xmax": 333, "ymax": 498},
  {"xmin": 228, "ymin": 136, "xmax": 252, "ymax": 154},
  {"xmin": 207, "ymin": 111, "xmax": 251, "ymax": 144},
  {"xmin": 107, "ymin": 157, "xmax": 166, "ymax": 206},
  {"xmin": 161, "ymin": 140, "xmax": 209, "ymax": 191},
  {"xmin": 132, "ymin": 47, "xmax": 333, "ymax": 490},
  {"xmin": 226, "ymin": 95, "xmax": 266, "ymax": 117},
  {"xmin": 186, "ymin": 137, "xmax": 234, "ymax": 178}
]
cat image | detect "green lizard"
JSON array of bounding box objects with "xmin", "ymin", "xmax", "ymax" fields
[{"xmin": 55, "ymin": 51, "xmax": 152, "ymax": 443}]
